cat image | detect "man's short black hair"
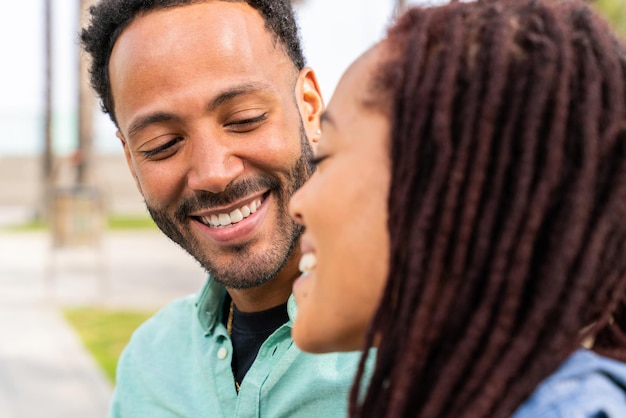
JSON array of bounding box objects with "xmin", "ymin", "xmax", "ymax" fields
[{"xmin": 80, "ymin": 0, "xmax": 305, "ymax": 126}]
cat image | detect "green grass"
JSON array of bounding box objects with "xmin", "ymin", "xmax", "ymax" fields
[
  {"xmin": 2, "ymin": 214, "xmax": 156, "ymax": 232},
  {"xmin": 107, "ymin": 214, "xmax": 157, "ymax": 230},
  {"xmin": 3, "ymin": 218, "xmax": 48, "ymax": 232},
  {"xmin": 63, "ymin": 307, "xmax": 155, "ymax": 383}
]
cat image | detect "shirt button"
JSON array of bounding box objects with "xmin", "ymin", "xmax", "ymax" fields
[{"xmin": 217, "ymin": 347, "xmax": 228, "ymax": 360}]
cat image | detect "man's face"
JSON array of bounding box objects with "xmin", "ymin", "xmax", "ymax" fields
[{"xmin": 108, "ymin": 2, "xmax": 321, "ymax": 289}]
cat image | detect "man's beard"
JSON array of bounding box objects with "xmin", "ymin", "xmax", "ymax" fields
[{"xmin": 146, "ymin": 127, "xmax": 314, "ymax": 289}]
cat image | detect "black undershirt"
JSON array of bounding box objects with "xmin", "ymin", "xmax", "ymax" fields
[{"xmin": 222, "ymin": 296, "xmax": 289, "ymax": 385}]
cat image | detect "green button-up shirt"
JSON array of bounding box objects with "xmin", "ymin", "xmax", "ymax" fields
[{"xmin": 107, "ymin": 277, "xmax": 364, "ymax": 417}]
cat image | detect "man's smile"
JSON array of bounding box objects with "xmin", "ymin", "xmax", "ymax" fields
[{"xmin": 194, "ymin": 193, "xmax": 267, "ymax": 228}]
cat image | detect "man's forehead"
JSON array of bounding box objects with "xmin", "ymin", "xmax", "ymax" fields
[
  {"xmin": 118, "ymin": 2, "xmax": 266, "ymax": 45},
  {"xmin": 109, "ymin": 2, "xmax": 292, "ymax": 93}
]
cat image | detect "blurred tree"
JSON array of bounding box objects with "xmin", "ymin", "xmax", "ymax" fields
[{"xmin": 590, "ymin": 0, "xmax": 626, "ymax": 40}]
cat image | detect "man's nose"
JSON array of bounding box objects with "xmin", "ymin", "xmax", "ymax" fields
[{"xmin": 186, "ymin": 137, "xmax": 244, "ymax": 194}]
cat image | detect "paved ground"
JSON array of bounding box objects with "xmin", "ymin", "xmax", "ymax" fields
[
  {"xmin": 0, "ymin": 228, "xmax": 207, "ymax": 418},
  {"xmin": 0, "ymin": 154, "xmax": 206, "ymax": 417}
]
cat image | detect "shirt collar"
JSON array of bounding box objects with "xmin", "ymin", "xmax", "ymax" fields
[
  {"xmin": 195, "ymin": 276, "xmax": 227, "ymax": 334},
  {"xmin": 195, "ymin": 275, "xmax": 297, "ymax": 334}
]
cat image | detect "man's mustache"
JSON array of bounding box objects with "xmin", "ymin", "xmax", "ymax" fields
[{"xmin": 174, "ymin": 176, "xmax": 280, "ymax": 221}]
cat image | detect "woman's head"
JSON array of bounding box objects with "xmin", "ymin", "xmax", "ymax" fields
[
  {"xmin": 364, "ymin": 0, "xmax": 626, "ymax": 416},
  {"xmin": 292, "ymin": 0, "xmax": 626, "ymax": 416},
  {"xmin": 289, "ymin": 44, "xmax": 392, "ymax": 353}
]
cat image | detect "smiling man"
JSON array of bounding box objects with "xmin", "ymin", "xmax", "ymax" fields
[{"xmin": 81, "ymin": 1, "xmax": 363, "ymax": 416}]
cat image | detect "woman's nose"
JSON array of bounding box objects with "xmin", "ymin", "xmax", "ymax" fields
[{"xmin": 289, "ymin": 186, "xmax": 306, "ymax": 226}]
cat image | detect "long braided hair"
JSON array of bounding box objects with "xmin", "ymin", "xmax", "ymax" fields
[{"xmin": 351, "ymin": 1, "xmax": 626, "ymax": 416}]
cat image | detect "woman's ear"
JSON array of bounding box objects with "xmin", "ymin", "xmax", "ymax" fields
[{"xmin": 296, "ymin": 67, "xmax": 324, "ymax": 145}]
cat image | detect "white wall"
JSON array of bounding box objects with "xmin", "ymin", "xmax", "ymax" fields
[
  {"xmin": 295, "ymin": 0, "xmax": 397, "ymax": 102},
  {"xmin": 296, "ymin": 0, "xmax": 450, "ymax": 101}
]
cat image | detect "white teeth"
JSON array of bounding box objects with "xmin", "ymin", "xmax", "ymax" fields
[
  {"xmin": 298, "ymin": 253, "xmax": 317, "ymax": 274},
  {"xmin": 219, "ymin": 213, "xmax": 231, "ymax": 226},
  {"xmin": 200, "ymin": 197, "xmax": 264, "ymax": 228},
  {"xmin": 230, "ymin": 208, "xmax": 243, "ymax": 223}
]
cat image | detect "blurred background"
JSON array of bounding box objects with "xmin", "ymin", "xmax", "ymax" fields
[
  {"xmin": 0, "ymin": 0, "xmax": 624, "ymax": 417},
  {"xmin": 0, "ymin": 0, "xmax": 624, "ymax": 226}
]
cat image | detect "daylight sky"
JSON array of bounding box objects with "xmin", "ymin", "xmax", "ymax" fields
[{"xmin": 0, "ymin": 0, "xmax": 440, "ymax": 155}]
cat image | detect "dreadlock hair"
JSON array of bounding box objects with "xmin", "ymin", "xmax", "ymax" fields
[
  {"xmin": 80, "ymin": 0, "xmax": 304, "ymax": 127},
  {"xmin": 351, "ymin": 0, "xmax": 626, "ymax": 416}
]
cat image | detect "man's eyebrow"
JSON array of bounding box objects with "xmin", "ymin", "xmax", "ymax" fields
[
  {"xmin": 127, "ymin": 112, "xmax": 179, "ymax": 139},
  {"xmin": 126, "ymin": 82, "xmax": 273, "ymax": 138},
  {"xmin": 208, "ymin": 82, "xmax": 273, "ymax": 111}
]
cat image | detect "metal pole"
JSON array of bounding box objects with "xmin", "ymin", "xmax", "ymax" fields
[
  {"xmin": 42, "ymin": 0, "xmax": 54, "ymax": 218},
  {"xmin": 77, "ymin": 0, "xmax": 95, "ymax": 186}
]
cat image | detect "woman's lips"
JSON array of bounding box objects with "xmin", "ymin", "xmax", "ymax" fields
[
  {"xmin": 298, "ymin": 252, "xmax": 317, "ymax": 275},
  {"xmin": 293, "ymin": 252, "xmax": 316, "ymax": 293}
]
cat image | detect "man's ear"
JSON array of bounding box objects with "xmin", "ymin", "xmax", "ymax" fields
[
  {"xmin": 116, "ymin": 130, "xmax": 143, "ymax": 194},
  {"xmin": 296, "ymin": 67, "xmax": 324, "ymax": 146}
]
